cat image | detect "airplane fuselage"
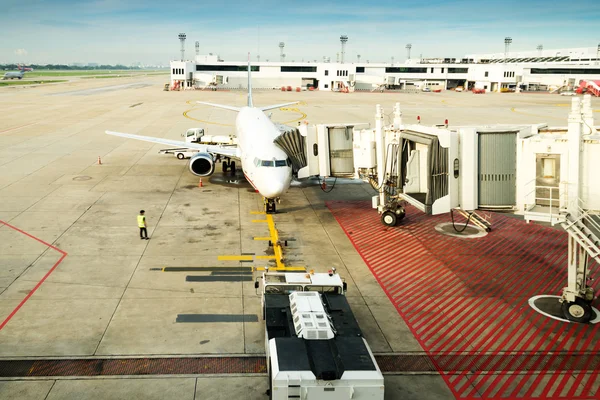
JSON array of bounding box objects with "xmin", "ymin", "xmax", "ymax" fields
[
  {"xmin": 3, "ymin": 71, "xmax": 23, "ymax": 80},
  {"xmin": 236, "ymin": 107, "xmax": 292, "ymax": 199}
]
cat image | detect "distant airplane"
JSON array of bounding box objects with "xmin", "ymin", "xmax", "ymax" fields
[
  {"xmin": 2, "ymin": 70, "xmax": 24, "ymax": 80},
  {"xmin": 17, "ymin": 64, "xmax": 33, "ymax": 72},
  {"xmin": 106, "ymin": 55, "xmax": 298, "ymax": 214}
]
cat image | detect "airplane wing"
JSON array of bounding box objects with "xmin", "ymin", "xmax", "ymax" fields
[
  {"xmin": 105, "ymin": 131, "xmax": 239, "ymax": 159},
  {"xmin": 260, "ymin": 101, "xmax": 299, "ymax": 111},
  {"xmin": 196, "ymin": 101, "xmax": 241, "ymax": 112}
]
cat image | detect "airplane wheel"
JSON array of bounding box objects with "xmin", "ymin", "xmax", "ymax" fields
[
  {"xmin": 176, "ymin": 153, "xmax": 185, "ymax": 160},
  {"xmin": 562, "ymin": 297, "xmax": 592, "ymax": 323},
  {"xmin": 381, "ymin": 210, "xmax": 397, "ymax": 227},
  {"xmin": 229, "ymin": 161, "xmax": 236, "ymax": 174}
]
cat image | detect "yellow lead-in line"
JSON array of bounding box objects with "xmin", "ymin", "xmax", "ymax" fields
[
  {"xmin": 250, "ymin": 211, "xmax": 265, "ymax": 215},
  {"xmin": 254, "ymin": 266, "xmax": 306, "ymax": 271},
  {"xmin": 256, "ymin": 255, "xmax": 275, "ymax": 260},
  {"xmin": 266, "ymin": 214, "xmax": 286, "ymax": 269},
  {"xmin": 252, "ymin": 219, "xmax": 268, "ymax": 223},
  {"xmin": 253, "ymin": 237, "xmax": 271, "ymax": 241},
  {"xmin": 218, "ymin": 255, "xmax": 253, "ymax": 261}
]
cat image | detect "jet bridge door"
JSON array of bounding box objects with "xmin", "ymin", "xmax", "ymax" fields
[
  {"xmin": 399, "ymin": 130, "xmax": 451, "ymax": 214},
  {"xmin": 327, "ymin": 126, "xmax": 354, "ymax": 177},
  {"xmin": 477, "ymin": 132, "xmax": 517, "ymax": 207}
]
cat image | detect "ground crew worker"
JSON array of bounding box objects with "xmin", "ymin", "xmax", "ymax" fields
[{"xmin": 138, "ymin": 210, "xmax": 149, "ymax": 240}]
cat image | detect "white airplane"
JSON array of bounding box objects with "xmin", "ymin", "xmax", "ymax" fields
[{"xmin": 106, "ymin": 57, "xmax": 297, "ymax": 213}]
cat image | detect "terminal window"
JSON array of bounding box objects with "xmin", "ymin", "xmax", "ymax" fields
[
  {"xmin": 281, "ymin": 66, "xmax": 317, "ymax": 73},
  {"xmin": 385, "ymin": 67, "xmax": 427, "ymax": 73},
  {"xmin": 356, "ymin": 67, "xmax": 365, "ymax": 73},
  {"xmin": 531, "ymin": 68, "xmax": 600, "ymax": 75},
  {"xmin": 196, "ymin": 65, "xmax": 260, "ymax": 72},
  {"xmin": 448, "ymin": 68, "xmax": 468, "ymax": 73}
]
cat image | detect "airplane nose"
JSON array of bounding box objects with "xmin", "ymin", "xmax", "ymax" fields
[{"xmin": 261, "ymin": 181, "xmax": 285, "ymax": 198}]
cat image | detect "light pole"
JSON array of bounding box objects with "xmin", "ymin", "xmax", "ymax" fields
[
  {"xmin": 391, "ymin": 56, "xmax": 394, "ymax": 65},
  {"xmin": 504, "ymin": 37, "xmax": 512, "ymax": 61},
  {"xmin": 340, "ymin": 35, "xmax": 348, "ymax": 64},
  {"xmin": 406, "ymin": 44, "xmax": 412, "ymax": 61},
  {"xmin": 178, "ymin": 33, "xmax": 186, "ymax": 61},
  {"xmin": 279, "ymin": 42, "xmax": 285, "ymax": 62},
  {"xmin": 537, "ymin": 44, "xmax": 543, "ymax": 57},
  {"xmin": 357, "ymin": 54, "xmax": 361, "ymax": 63}
]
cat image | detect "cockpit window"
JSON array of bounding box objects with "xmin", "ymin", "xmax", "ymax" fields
[{"xmin": 256, "ymin": 159, "xmax": 290, "ymax": 168}]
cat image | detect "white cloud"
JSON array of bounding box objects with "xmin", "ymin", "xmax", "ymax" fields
[{"xmin": 14, "ymin": 48, "xmax": 28, "ymax": 56}]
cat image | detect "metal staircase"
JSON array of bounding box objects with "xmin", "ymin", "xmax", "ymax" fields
[
  {"xmin": 561, "ymin": 209, "xmax": 600, "ymax": 263},
  {"xmin": 558, "ymin": 199, "xmax": 599, "ymax": 322}
]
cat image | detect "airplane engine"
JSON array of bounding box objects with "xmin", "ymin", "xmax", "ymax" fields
[{"xmin": 188, "ymin": 152, "xmax": 215, "ymax": 176}]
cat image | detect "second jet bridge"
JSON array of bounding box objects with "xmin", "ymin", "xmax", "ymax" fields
[
  {"xmin": 352, "ymin": 119, "xmax": 459, "ymax": 216},
  {"xmin": 280, "ymin": 116, "xmax": 458, "ymax": 216},
  {"xmin": 396, "ymin": 128, "xmax": 458, "ymax": 215}
]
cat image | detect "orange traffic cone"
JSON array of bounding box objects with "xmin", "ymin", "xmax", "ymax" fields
[
  {"xmin": 198, "ymin": 178, "xmax": 203, "ymax": 188},
  {"xmin": 98, "ymin": 156, "xmax": 102, "ymax": 165}
]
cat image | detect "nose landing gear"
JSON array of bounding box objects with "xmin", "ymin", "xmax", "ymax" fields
[{"xmin": 265, "ymin": 198, "xmax": 278, "ymax": 214}]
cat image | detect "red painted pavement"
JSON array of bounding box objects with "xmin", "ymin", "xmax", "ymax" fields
[
  {"xmin": 327, "ymin": 201, "xmax": 600, "ymax": 399},
  {"xmin": 0, "ymin": 220, "xmax": 67, "ymax": 331}
]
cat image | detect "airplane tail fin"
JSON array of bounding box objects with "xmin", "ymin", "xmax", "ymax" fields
[{"xmin": 247, "ymin": 53, "xmax": 253, "ymax": 108}]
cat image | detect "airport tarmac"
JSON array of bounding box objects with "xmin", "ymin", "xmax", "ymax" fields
[{"xmin": 0, "ymin": 76, "xmax": 598, "ymax": 400}]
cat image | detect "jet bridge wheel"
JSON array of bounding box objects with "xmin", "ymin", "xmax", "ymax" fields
[
  {"xmin": 229, "ymin": 161, "xmax": 236, "ymax": 175},
  {"xmin": 561, "ymin": 297, "xmax": 593, "ymax": 323},
  {"xmin": 176, "ymin": 153, "xmax": 185, "ymax": 160},
  {"xmin": 381, "ymin": 210, "xmax": 397, "ymax": 227},
  {"xmin": 222, "ymin": 162, "xmax": 228, "ymax": 173}
]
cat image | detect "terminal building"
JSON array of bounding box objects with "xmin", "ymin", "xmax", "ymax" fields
[{"xmin": 170, "ymin": 46, "xmax": 600, "ymax": 93}]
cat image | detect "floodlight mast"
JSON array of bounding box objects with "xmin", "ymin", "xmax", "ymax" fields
[
  {"xmin": 279, "ymin": 42, "xmax": 285, "ymax": 62},
  {"xmin": 504, "ymin": 37, "xmax": 512, "ymax": 62},
  {"xmin": 178, "ymin": 33, "xmax": 186, "ymax": 61},
  {"xmin": 406, "ymin": 44, "xmax": 412, "ymax": 61},
  {"xmin": 195, "ymin": 41, "xmax": 200, "ymax": 56},
  {"xmin": 340, "ymin": 35, "xmax": 348, "ymax": 64},
  {"xmin": 537, "ymin": 44, "xmax": 543, "ymax": 57}
]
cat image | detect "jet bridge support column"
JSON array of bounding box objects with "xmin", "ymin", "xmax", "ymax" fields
[
  {"xmin": 375, "ymin": 105, "xmax": 386, "ymax": 210},
  {"xmin": 529, "ymin": 96, "xmax": 599, "ymax": 324},
  {"xmin": 393, "ymin": 103, "xmax": 402, "ymax": 128},
  {"xmin": 372, "ymin": 104, "xmax": 405, "ymax": 226}
]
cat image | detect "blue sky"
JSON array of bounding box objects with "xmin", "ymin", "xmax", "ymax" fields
[{"xmin": 0, "ymin": 0, "xmax": 599, "ymax": 65}]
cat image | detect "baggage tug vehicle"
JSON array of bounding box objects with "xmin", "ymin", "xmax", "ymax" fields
[{"xmin": 255, "ymin": 268, "xmax": 385, "ymax": 399}]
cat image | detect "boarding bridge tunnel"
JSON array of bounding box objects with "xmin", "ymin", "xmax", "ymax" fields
[{"xmin": 273, "ymin": 118, "xmax": 460, "ymax": 218}]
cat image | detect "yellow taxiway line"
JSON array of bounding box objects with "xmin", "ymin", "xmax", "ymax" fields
[{"xmin": 217, "ymin": 255, "xmax": 253, "ymax": 261}]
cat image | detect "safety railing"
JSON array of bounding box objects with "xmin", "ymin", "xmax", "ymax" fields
[{"xmin": 523, "ymin": 179, "xmax": 567, "ymax": 224}]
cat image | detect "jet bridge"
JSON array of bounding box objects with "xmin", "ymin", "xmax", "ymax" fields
[
  {"xmin": 282, "ymin": 104, "xmax": 460, "ymax": 226},
  {"xmin": 352, "ymin": 104, "xmax": 460, "ymax": 225}
]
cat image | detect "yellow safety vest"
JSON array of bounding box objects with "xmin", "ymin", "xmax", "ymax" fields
[{"xmin": 137, "ymin": 215, "xmax": 146, "ymax": 228}]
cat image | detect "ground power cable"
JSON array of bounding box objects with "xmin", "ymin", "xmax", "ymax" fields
[{"xmin": 451, "ymin": 209, "xmax": 474, "ymax": 233}]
